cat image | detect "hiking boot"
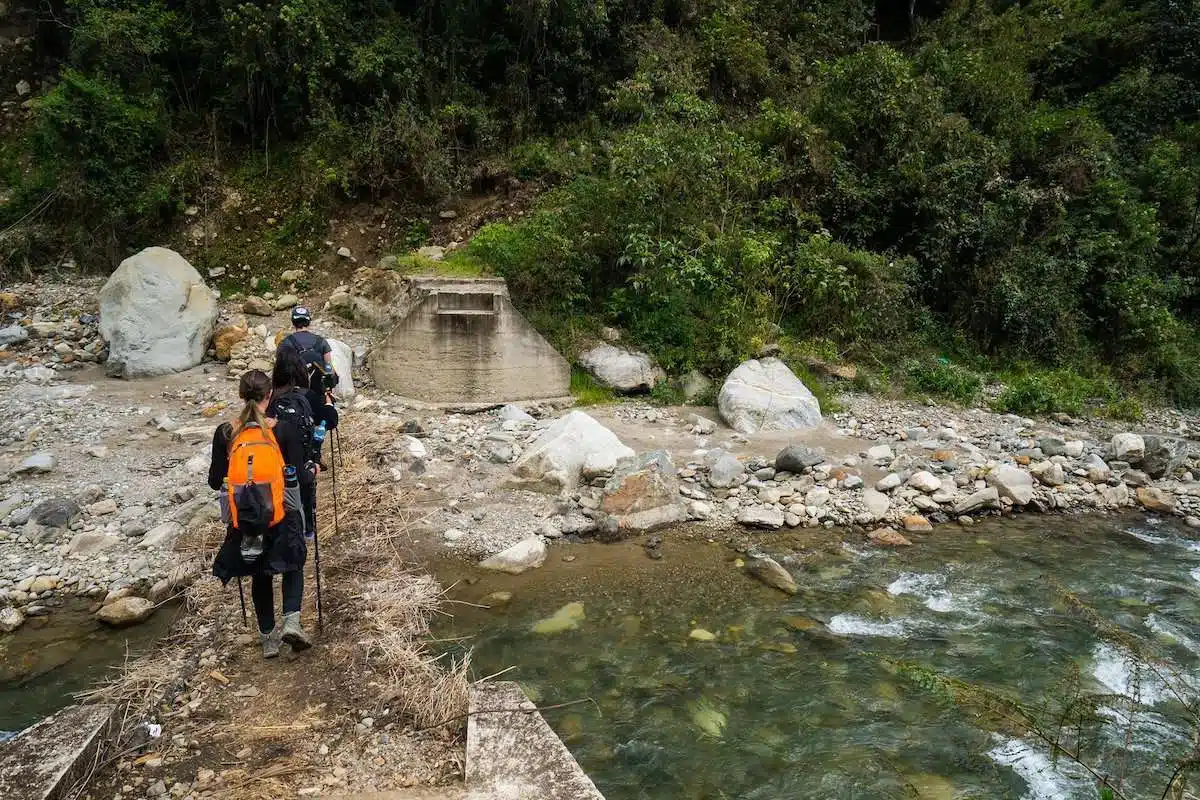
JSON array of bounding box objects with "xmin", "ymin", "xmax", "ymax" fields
[
  {"xmin": 262, "ymin": 627, "xmax": 281, "ymax": 659},
  {"xmin": 281, "ymin": 612, "xmax": 312, "ymax": 651}
]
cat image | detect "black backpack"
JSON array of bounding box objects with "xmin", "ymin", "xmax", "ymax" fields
[
  {"xmin": 282, "ymin": 331, "xmax": 327, "ymax": 370},
  {"xmin": 269, "ymin": 388, "xmax": 315, "ymax": 465}
]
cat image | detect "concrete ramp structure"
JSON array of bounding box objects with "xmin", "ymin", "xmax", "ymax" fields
[{"xmin": 371, "ymin": 277, "xmax": 570, "ymax": 405}]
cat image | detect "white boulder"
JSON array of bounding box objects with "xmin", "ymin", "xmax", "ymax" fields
[
  {"xmin": 578, "ymin": 344, "xmax": 665, "ymax": 392},
  {"xmin": 987, "ymin": 465, "xmax": 1035, "ymax": 505},
  {"xmin": 327, "ymin": 338, "xmax": 356, "ymax": 399},
  {"xmin": 717, "ymin": 358, "xmax": 822, "ymax": 435},
  {"xmin": 479, "ymin": 537, "xmax": 547, "ymax": 574},
  {"xmin": 1111, "ymin": 433, "xmax": 1145, "ymax": 463},
  {"xmin": 513, "ymin": 411, "xmax": 634, "ymax": 487},
  {"xmin": 99, "ymin": 247, "xmax": 218, "ymax": 377}
]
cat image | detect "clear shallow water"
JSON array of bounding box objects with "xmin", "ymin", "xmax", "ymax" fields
[
  {"xmin": 439, "ymin": 514, "xmax": 1200, "ymax": 800},
  {"xmin": 0, "ymin": 602, "xmax": 175, "ymax": 737}
]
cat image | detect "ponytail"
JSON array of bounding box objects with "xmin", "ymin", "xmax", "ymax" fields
[{"xmin": 229, "ymin": 369, "xmax": 272, "ymax": 450}]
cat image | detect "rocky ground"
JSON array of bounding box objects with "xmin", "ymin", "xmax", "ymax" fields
[{"xmin": 2, "ymin": 273, "xmax": 1200, "ymax": 798}]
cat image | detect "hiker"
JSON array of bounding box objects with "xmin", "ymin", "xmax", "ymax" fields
[
  {"xmin": 279, "ymin": 305, "xmax": 338, "ymax": 390},
  {"xmin": 208, "ymin": 369, "xmax": 313, "ymax": 658},
  {"xmin": 278, "ymin": 305, "xmax": 340, "ymax": 467},
  {"xmin": 269, "ymin": 347, "xmax": 335, "ymax": 539}
]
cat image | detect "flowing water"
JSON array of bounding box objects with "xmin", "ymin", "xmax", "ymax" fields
[
  {"xmin": 0, "ymin": 602, "xmax": 176, "ymax": 739},
  {"xmin": 438, "ymin": 514, "xmax": 1200, "ymax": 800}
]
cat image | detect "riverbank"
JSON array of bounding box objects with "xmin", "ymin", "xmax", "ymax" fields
[{"xmin": 2, "ymin": 273, "xmax": 1200, "ymax": 798}]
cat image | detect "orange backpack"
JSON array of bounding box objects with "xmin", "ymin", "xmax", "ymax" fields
[{"xmin": 225, "ymin": 423, "xmax": 286, "ymax": 532}]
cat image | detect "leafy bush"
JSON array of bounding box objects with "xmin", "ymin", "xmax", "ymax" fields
[
  {"xmin": 992, "ymin": 371, "xmax": 1115, "ymax": 416},
  {"xmin": 904, "ymin": 359, "xmax": 984, "ymax": 406},
  {"xmin": 570, "ymin": 366, "xmax": 616, "ymax": 406}
]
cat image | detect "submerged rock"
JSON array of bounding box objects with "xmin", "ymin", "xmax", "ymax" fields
[
  {"xmin": 868, "ymin": 527, "xmax": 912, "ymax": 547},
  {"xmin": 745, "ymin": 555, "xmax": 797, "ymax": 595},
  {"xmin": 689, "ymin": 628, "xmax": 717, "ymax": 642},
  {"xmin": 531, "ymin": 602, "xmax": 584, "ymax": 634}
]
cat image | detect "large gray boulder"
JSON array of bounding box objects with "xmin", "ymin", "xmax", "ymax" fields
[
  {"xmin": 717, "ymin": 358, "xmax": 822, "ymax": 435},
  {"xmin": 578, "ymin": 344, "xmax": 665, "ymax": 393},
  {"xmin": 99, "ymin": 247, "xmax": 218, "ymax": 378},
  {"xmin": 327, "ymin": 338, "xmax": 356, "ymax": 399},
  {"xmin": 1141, "ymin": 435, "xmax": 1188, "ymax": 479},
  {"xmin": 513, "ymin": 411, "xmax": 634, "ymax": 487}
]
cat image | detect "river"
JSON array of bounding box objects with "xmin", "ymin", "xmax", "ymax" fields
[
  {"xmin": 438, "ymin": 513, "xmax": 1200, "ymax": 800},
  {"xmin": 0, "ymin": 602, "xmax": 176, "ymax": 740}
]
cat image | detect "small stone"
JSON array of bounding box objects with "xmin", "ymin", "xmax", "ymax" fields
[
  {"xmin": 337, "ymin": 246, "xmax": 352, "ymax": 258},
  {"xmin": 87, "ymin": 499, "xmax": 118, "ymax": 516},
  {"xmin": 908, "ymin": 471, "xmax": 941, "ymax": 493},
  {"xmin": 273, "ymin": 293, "xmax": 300, "ymax": 311},
  {"xmin": 443, "ymin": 528, "xmax": 466, "ymax": 543},
  {"xmin": 16, "ymin": 452, "xmax": 54, "ymax": 474},
  {"xmin": 689, "ymin": 628, "xmax": 717, "ymax": 642},
  {"xmin": 15, "ymin": 80, "xmax": 31, "ymax": 97},
  {"xmin": 745, "ymin": 555, "xmax": 797, "ymax": 594},
  {"xmin": 902, "ymin": 514, "xmax": 933, "ymax": 532},
  {"xmin": 875, "ymin": 473, "xmax": 902, "ymax": 492},
  {"xmin": 868, "ymin": 527, "xmax": 912, "ymax": 547}
]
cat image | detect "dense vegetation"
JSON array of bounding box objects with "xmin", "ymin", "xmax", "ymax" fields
[{"xmin": 2, "ymin": 0, "xmax": 1198, "ymax": 406}]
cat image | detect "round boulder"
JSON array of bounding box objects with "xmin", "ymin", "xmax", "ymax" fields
[
  {"xmin": 99, "ymin": 247, "xmax": 218, "ymax": 377},
  {"xmin": 717, "ymin": 357, "xmax": 822, "ymax": 435},
  {"xmin": 578, "ymin": 344, "xmax": 665, "ymax": 393}
]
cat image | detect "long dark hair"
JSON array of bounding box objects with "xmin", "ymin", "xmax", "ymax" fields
[
  {"xmin": 271, "ymin": 347, "xmax": 309, "ymax": 399},
  {"xmin": 230, "ymin": 370, "xmax": 271, "ymax": 450}
]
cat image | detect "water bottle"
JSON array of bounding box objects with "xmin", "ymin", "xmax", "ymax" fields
[
  {"xmin": 313, "ymin": 420, "xmax": 327, "ymax": 445},
  {"xmin": 284, "ymin": 465, "xmax": 299, "ymax": 488}
]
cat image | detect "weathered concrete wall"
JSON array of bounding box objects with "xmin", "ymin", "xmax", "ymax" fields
[
  {"xmin": 465, "ymin": 682, "xmax": 604, "ymax": 800},
  {"xmin": 0, "ymin": 704, "xmax": 116, "ymax": 800},
  {"xmin": 371, "ymin": 278, "xmax": 570, "ymax": 404}
]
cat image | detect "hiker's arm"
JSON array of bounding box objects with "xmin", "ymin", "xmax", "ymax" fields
[{"xmin": 207, "ymin": 425, "xmax": 230, "ymax": 491}]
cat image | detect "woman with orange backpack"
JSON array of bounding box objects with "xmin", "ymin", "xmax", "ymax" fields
[{"xmin": 208, "ymin": 370, "xmax": 313, "ymax": 658}]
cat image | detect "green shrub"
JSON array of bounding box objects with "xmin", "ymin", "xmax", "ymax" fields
[
  {"xmin": 570, "ymin": 366, "xmax": 616, "ymax": 406},
  {"xmin": 992, "ymin": 370, "xmax": 1114, "ymax": 416},
  {"xmin": 649, "ymin": 380, "xmax": 686, "ymax": 407},
  {"xmin": 904, "ymin": 359, "xmax": 984, "ymax": 405}
]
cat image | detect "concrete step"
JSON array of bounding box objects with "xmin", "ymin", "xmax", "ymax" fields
[{"xmin": 0, "ymin": 704, "xmax": 116, "ymax": 800}]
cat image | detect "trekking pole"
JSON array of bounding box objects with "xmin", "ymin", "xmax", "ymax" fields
[
  {"xmin": 236, "ymin": 577, "xmax": 248, "ymax": 627},
  {"xmin": 312, "ymin": 512, "xmax": 324, "ymax": 630}
]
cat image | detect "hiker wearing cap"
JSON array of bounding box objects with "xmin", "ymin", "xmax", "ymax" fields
[
  {"xmin": 278, "ymin": 305, "xmax": 340, "ymax": 464},
  {"xmin": 281, "ymin": 306, "xmax": 334, "ymax": 375},
  {"xmin": 208, "ymin": 369, "xmax": 313, "ymax": 658}
]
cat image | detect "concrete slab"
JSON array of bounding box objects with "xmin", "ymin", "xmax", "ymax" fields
[
  {"xmin": 466, "ymin": 682, "xmax": 604, "ymax": 800},
  {"xmin": 0, "ymin": 704, "xmax": 117, "ymax": 800},
  {"xmin": 371, "ymin": 278, "xmax": 570, "ymax": 404}
]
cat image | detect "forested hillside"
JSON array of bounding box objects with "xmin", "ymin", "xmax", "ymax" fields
[{"xmin": 1, "ymin": 0, "xmax": 1198, "ymax": 406}]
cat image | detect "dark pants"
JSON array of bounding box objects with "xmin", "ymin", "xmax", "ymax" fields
[
  {"xmin": 301, "ymin": 481, "xmax": 317, "ymax": 536},
  {"xmin": 251, "ymin": 570, "xmax": 303, "ymax": 634}
]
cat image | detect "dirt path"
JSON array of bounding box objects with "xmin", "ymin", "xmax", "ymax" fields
[{"xmin": 75, "ymin": 414, "xmax": 467, "ymax": 800}]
